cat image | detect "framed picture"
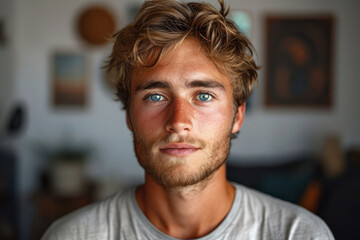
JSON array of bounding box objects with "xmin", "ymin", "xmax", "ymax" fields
[
  {"xmin": 0, "ymin": 20, "xmax": 6, "ymax": 46},
  {"xmin": 52, "ymin": 52, "xmax": 88, "ymax": 107},
  {"xmin": 265, "ymin": 16, "xmax": 334, "ymax": 108}
]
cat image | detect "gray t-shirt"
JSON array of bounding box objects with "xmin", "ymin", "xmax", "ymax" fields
[{"xmin": 41, "ymin": 183, "xmax": 334, "ymax": 240}]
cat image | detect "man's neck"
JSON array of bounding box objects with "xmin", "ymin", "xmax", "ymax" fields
[{"xmin": 136, "ymin": 165, "xmax": 235, "ymax": 239}]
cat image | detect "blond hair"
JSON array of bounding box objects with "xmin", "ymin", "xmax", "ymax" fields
[{"xmin": 107, "ymin": 0, "xmax": 259, "ymax": 109}]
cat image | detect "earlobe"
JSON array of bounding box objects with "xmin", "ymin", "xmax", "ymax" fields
[
  {"xmin": 126, "ymin": 110, "xmax": 133, "ymax": 131},
  {"xmin": 231, "ymin": 103, "xmax": 246, "ymax": 134}
]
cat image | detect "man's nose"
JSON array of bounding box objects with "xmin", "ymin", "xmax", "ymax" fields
[{"xmin": 165, "ymin": 98, "xmax": 193, "ymax": 134}]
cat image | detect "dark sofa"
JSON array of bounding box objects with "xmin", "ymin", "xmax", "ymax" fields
[{"xmin": 226, "ymin": 149, "xmax": 360, "ymax": 240}]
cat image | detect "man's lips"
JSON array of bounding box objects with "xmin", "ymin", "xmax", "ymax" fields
[{"xmin": 159, "ymin": 143, "xmax": 200, "ymax": 156}]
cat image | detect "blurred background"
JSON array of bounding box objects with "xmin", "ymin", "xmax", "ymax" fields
[{"xmin": 0, "ymin": 0, "xmax": 359, "ymax": 239}]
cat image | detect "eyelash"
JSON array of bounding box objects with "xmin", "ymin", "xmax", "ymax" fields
[
  {"xmin": 196, "ymin": 91, "xmax": 215, "ymax": 102},
  {"xmin": 143, "ymin": 93, "xmax": 166, "ymax": 102},
  {"xmin": 143, "ymin": 91, "xmax": 216, "ymax": 103}
]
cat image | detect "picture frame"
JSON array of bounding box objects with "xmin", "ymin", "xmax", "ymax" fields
[
  {"xmin": 265, "ymin": 15, "xmax": 334, "ymax": 108},
  {"xmin": 0, "ymin": 20, "xmax": 6, "ymax": 46},
  {"xmin": 52, "ymin": 52, "xmax": 88, "ymax": 107}
]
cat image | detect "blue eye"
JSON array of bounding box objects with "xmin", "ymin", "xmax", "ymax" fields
[
  {"xmin": 148, "ymin": 94, "xmax": 164, "ymax": 102},
  {"xmin": 198, "ymin": 93, "xmax": 212, "ymax": 102}
]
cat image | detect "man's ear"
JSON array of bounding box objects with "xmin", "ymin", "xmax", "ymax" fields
[
  {"xmin": 126, "ymin": 110, "xmax": 133, "ymax": 131},
  {"xmin": 231, "ymin": 103, "xmax": 246, "ymax": 134}
]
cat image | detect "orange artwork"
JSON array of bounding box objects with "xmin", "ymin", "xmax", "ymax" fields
[
  {"xmin": 265, "ymin": 16, "xmax": 334, "ymax": 108},
  {"xmin": 52, "ymin": 53, "xmax": 88, "ymax": 107}
]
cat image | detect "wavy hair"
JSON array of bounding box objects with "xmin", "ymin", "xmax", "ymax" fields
[{"xmin": 106, "ymin": 0, "xmax": 259, "ymax": 110}]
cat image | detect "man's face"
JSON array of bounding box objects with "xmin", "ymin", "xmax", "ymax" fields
[{"xmin": 127, "ymin": 38, "xmax": 244, "ymax": 188}]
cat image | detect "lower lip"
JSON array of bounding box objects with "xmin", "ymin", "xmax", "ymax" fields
[{"xmin": 160, "ymin": 148, "xmax": 199, "ymax": 156}]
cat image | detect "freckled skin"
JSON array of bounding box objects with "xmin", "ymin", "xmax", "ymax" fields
[
  {"xmin": 125, "ymin": 38, "xmax": 245, "ymax": 238},
  {"xmin": 127, "ymin": 38, "xmax": 245, "ymax": 188}
]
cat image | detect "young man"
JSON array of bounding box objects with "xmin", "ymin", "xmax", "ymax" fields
[{"xmin": 42, "ymin": 0, "xmax": 334, "ymax": 239}]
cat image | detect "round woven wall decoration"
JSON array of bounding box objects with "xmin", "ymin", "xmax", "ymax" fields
[{"xmin": 77, "ymin": 5, "xmax": 116, "ymax": 46}]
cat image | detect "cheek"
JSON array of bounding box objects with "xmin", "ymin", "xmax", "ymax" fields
[
  {"xmin": 132, "ymin": 106, "xmax": 166, "ymax": 132},
  {"xmin": 196, "ymin": 106, "xmax": 234, "ymax": 132}
]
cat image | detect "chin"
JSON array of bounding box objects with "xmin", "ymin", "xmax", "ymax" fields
[{"xmin": 145, "ymin": 160, "xmax": 225, "ymax": 188}]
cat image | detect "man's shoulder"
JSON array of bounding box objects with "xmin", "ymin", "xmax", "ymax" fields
[
  {"xmin": 232, "ymin": 183, "xmax": 334, "ymax": 239},
  {"xmin": 234, "ymin": 183, "xmax": 320, "ymax": 219},
  {"xmin": 41, "ymin": 187, "xmax": 135, "ymax": 240}
]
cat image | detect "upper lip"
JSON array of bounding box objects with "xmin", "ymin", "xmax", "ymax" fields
[{"xmin": 160, "ymin": 143, "xmax": 199, "ymax": 149}]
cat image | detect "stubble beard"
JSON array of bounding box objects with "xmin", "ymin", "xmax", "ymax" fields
[{"xmin": 132, "ymin": 130, "xmax": 232, "ymax": 189}]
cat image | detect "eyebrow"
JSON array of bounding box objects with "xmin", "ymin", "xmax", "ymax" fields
[
  {"xmin": 135, "ymin": 81, "xmax": 171, "ymax": 92},
  {"xmin": 135, "ymin": 80, "xmax": 225, "ymax": 92},
  {"xmin": 186, "ymin": 80, "xmax": 225, "ymax": 90}
]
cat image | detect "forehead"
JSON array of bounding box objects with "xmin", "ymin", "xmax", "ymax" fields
[{"xmin": 130, "ymin": 38, "xmax": 233, "ymax": 91}]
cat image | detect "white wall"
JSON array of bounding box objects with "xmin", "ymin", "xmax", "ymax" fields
[{"xmin": 13, "ymin": 0, "xmax": 145, "ymax": 194}]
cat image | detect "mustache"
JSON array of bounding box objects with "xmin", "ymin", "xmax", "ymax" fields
[{"xmin": 157, "ymin": 134, "xmax": 206, "ymax": 148}]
